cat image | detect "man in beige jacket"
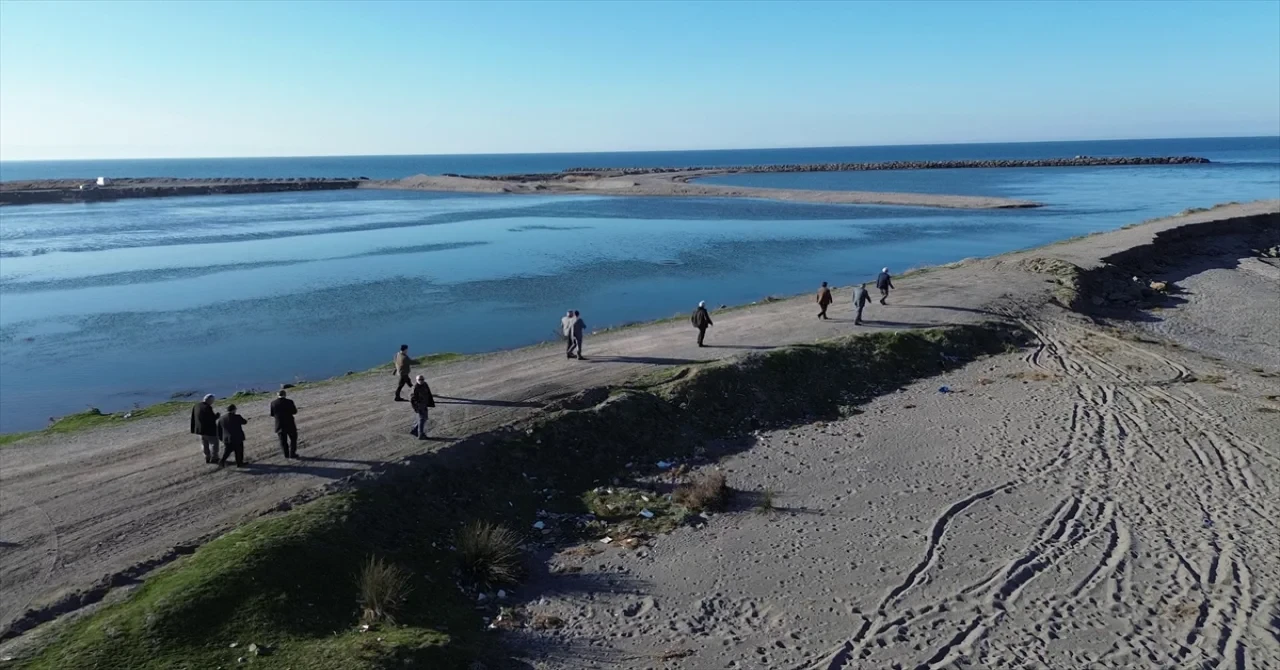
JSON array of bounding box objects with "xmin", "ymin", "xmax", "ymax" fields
[{"xmin": 393, "ymin": 344, "xmax": 413, "ymax": 401}]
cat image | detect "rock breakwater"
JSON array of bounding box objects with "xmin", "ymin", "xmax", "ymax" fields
[
  {"xmin": 556, "ymin": 155, "xmax": 1211, "ymax": 177},
  {"xmin": 0, "ymin": 177, "xmax": 365, "ymax": 206}
]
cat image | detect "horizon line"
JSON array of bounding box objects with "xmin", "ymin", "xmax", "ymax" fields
[{"xmin": 1, "ymin": 134, "xmax": 1275, "ymax": 164}]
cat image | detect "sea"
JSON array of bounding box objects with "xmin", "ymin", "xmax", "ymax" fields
[{"xmin": 1, "ymin": 137, "xmax": 1277, "ymax": 433}]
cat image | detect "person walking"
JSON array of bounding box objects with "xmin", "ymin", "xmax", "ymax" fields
[
  {"xmin": 816, "ymin": 282, "xmax": 833, "ymax": 319},
  {"xmin": 269, "ymin": 389, "xmax": 299, "ymax": 458},
  {"xmin": 569, "ymin": 310, "xmax": 587, "ymax": 360},
  {"xmin": 408, "ymin": 374, "xmax": 436, "ymax": 440},
  {"xmin": 691, "ymin": 301, "xmax": 713, "ymax": 347},
  {"xmin": 560, "ymin": 310, "xmax": 576, "ymax": 359},
  {"xmin": 189, "ymin": 394, "xmax": 220, "ymax": 464},
  {"xmin": 852, "ymin": 282, "xmax": 871, "ymax": 325},
  {"xmin": 216, "ymin": 404, "xmax": 249, "ymax": 468},
  {"xmin": 392, "ymin": 344, "xmax": 413, "ymax": 401},
  {"xmin": 876, "ymin": 268, "xmax": 894, "ymax": 305}
]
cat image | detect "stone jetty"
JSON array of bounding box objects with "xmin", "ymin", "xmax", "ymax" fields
[
  {"xmin": 559, "ymin": 155, "xmax": 1210, "ymax": 176},
  {"xmin": 0, "ymin": 177, "xmax": 365, "ymax": 206}
]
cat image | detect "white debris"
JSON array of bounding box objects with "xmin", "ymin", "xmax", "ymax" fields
[
  {"xmin": 638, "ymin": 509, "xmax": 655, "ymax": 519},
  {"xmin": 600, "ymin": 536, "xmax": 614, "ymax": 544},
  {"xmin": 532, "ymin": 521, "xmax": 545, "ymax": 530}
]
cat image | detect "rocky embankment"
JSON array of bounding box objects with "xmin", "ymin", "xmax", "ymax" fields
[
  {"xmin": 465, "ymin": 155, "xmax": 1209, "ymax": 181},
  {"xmin": 0, "ymin": 177, "xmax": 365, "ymax": 206}
]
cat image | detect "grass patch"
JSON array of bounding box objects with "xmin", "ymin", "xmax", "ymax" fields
[
  {"xmin": 22, "ymin": 323, "xmax": 1024, "ymax": 667},
  {"xmin": 454, "ymin": 521, "xmax": 523, "ymax": 589},
  {"xmin": 673, "ymin": 471, "xmax": 729, "ymax": 512},
  {"xmin": 358, "ymin": 556, "xmax": 412, "ymax": 625},
  {"xmin": 0, "ymin": 402, "xmax": 190, "ymax": 447},
  {"xmin": 414, "ymin": 352, "xmax": 465, "ymax": 366},
  {"xmin": 754, "ymin": 489, "xmax": 777, "ymax": 514}
]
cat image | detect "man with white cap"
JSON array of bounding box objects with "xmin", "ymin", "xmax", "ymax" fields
[
  {"xmin": 876, "ymin": 267, "xmax": 895, "ymax": 305},
  {"xmin": 189, "ymin": 394, "xmax": 220, "ymax": 464},
  {"xmin": 691, "ymin": 301, "xmax": 714, "ymax": 347}
]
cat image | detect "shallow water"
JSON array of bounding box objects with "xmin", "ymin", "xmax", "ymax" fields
[{"xmin": 1, "ymin": 139, "xmax": 1277, "ymax": 432}]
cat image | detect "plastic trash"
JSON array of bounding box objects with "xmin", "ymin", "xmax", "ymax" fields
[
  {"xmin": 656, "ymin": 460, "xmax": 674, "ymax": 470},
  {"xmin": 938, "ymin": 386, "xmax": 951, "ymax": 393},
  {"xmin": 600, "ymin": 536, "xmax": 614, "ymax": 544},
  {"xmin": 532, "ymin": 521, "xmax": 545, "ymax": 530},
  {"xmin": 639, "ymin": 509, "xmax": 655, "ymax": 519}
]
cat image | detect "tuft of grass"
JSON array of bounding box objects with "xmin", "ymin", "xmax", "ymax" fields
[
  {"xmin": 358, "ymin": 556, "xmax": 412, "ymax": 625},
  {"xmin": 674, "ymin": 471, "xmax": 729, "ymax": 512},
  {"xmin": 414, "ymin": 352, "xmax": 465, "ymax": 366},
  {"xmin": 1, "ymin": 402, "xmax": 190, "ymax": 447},
  {"xmin": 455, "ymin": 521, "xmax": 523, "ymax": 589},
  {"xmin": 754, "ymin": 489, "xmax": 777, "ymax": 515}
]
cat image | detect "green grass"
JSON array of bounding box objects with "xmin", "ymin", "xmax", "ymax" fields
[
  {"xmin": 20, "ymin": 323, "xmax": 1026, "ymax": 667},
  {"xmin": 0, "ymin": 401, "xmax": 190, "ymax": 447}
]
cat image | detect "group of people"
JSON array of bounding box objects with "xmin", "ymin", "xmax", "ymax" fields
[
  {"xmin": 560, "ymin": 310, "xmax": 588, "ymax": 359},
  {"xmin": 393, "ymin": 343, "xmax": 437, "ymax": 440},
  {"xmin": 188, "ymin": 389, "xmax": 298, "ymax": 467},
  {"xmin": 818, "ymin": 268, "xmax": 894, "ymax": 325},
  {"xmin": 190, "ymin": 270, "xmax": 898, "ymax": 465}
]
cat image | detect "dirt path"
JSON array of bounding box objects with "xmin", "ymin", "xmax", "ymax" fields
[
  {"xmin": 0, "ymin": 201, "xmax": 1276, "ymax": 637},
  {"xmin": 514, "ymin": 311, "xmax": 1280, "ymax": 669}
]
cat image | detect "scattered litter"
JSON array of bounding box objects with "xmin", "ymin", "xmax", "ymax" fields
[
  {"xmin": 122, "ymin": 412, "xmax": 133, "ymax": 419},
  {"xmin": 532, "ymin": 521, "xmax": 545, "ymax": 530},
  {"xmin": 600, "ymin": 536, "xmax": 614, "ymax": 544},
  {"xmin": 938, "ymin": 386, "xmax": 951, "ymax": 394},
  {"xmin": 656, "ymin": 460, "xmax": 674, "ymax": 470},
  {"xmin": 359, "ymin": 624, "xmax": 370, "ymax": 632},
  {"xmin": 497, "ymin": 589, "xmax": 508, "ymax": 599},
  {"xmin": 638, "ymin": 509, "xmax": 655, "ymax": 519},
  {"xmin": 229, "ymin": 642, "xmax": 239, "ymax": 648}
]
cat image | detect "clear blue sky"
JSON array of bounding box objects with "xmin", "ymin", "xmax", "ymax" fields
[{"xmin": 1, "ymin": 0, "xmax": 1277, "ymax": 160}]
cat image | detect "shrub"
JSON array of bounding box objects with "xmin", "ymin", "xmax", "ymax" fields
[
  {"xmin": 754, "ymin": 488, "xmax": 776, "ymax": 514},
  {"xmin": 455, "ymin": 521, "xmax": 523, "ymax": 588},
  {"xmin": 357, "ymin": 555, "xmax": 411, "ymax": 624},
  {"xmin": 674, "ymin": 471, "xmax": 729, "ymax": 512}
]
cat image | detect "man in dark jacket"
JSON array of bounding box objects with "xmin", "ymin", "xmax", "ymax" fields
[
  {"xmin": 569, "ymin": 311, "xmax": 587, "ymax": 360},
  {"xmin": 876, "ymin": 268, "xmax": 894, "ymax": 305},
  {"xmin": 691, "ymin": 301, "xmax": 713, "ymax": 347},
  {"xmin": 269, "ymin": 389, "xmax": 299, "ymax": 458},
  {"xmin": 409, "ymin": 375, "xmax": 436, "ymax": 440},
  {"xmin": 190, "ymin": 394, "xmax": 220, "ymax": 463},
  {"xmin": 216, "ymin": 404, "xmax": 249, "ymax": 467},
  {"xmin": 393, "ymin": 344, "xmax": 413, "ymax": 401},
  {"xmin": 816, "ymin": 282, "xmax": 833, "ymax": 319},
  {"xmin": 852, "ymin": 283, "xmax": 871, "ymax": 325}
]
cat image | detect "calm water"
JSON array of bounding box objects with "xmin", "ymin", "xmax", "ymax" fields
[{"xmin": 1, "ymin": 138, "xmax": 1277, "ymax": 432}]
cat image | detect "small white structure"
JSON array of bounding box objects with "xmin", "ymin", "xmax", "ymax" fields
[{"xmin": 96, "ymin": 177, "xmax": 109, "ymax": 186}]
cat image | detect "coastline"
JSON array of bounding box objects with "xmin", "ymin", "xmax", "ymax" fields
[
  {"xmin": 1, "ymin": 200, "xmax": 1275, "ymax": 641},
  {"xmin": 3, "ymin": 200, "xmax": 1276, "ymax": 667}
]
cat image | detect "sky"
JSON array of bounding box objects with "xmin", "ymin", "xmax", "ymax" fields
[{"xmin": 1, "ymin": 0, "xmax": 1278, "ymax": 160}]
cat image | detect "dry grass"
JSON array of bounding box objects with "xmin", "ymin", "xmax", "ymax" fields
[
  {"xmin": 357, "ymin": 556, "xmax": 412, "ymax": 625},
  {"xmin": 674, "ymin": 471, "xmax": 729, "ymax": 512},
  {"xmin": 455, "ymin": 521, "xmax": 523, "ymax": 588},
  {"xmin": 531, "ymin": 614, "xmax": 566, "ymax": 630}
]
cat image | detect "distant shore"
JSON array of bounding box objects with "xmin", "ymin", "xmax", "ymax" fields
[{"xmin": 0, "ymin": 156, "xmax": 1211, "ymax": 209}]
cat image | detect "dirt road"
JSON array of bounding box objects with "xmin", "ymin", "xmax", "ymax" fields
[{"xmin": 1, "ymin": 201, "xmax": 1276, "ymax": 637}]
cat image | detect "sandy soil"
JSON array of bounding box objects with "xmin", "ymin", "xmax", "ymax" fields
[
  {"xmin": 0, "ymin": 201, "xmax": 1275, "ymax": 643},
  {"xmin": 509, "ymin": 214, "xmax": 1280, "ymax": 668},
  {"xmin": 364, "ymin": 171, "xmax": 1041, "ymax": 209}
]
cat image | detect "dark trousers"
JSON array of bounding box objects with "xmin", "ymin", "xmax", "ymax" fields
[
  {"xmin": 566, "ymin": 337, "xmax": 576, "ymax": 357},
  {"xmin": 569, "ymin": 336, "xmax": 584, "ymax": 358},
  {"xmin": 220, "ymin": 441, "xmax": 245, "ymax": 466},
  {"xmin": 395, "ymin": 373, "xmax": 412, "ymax": 397},
  {"xmin": 818, "ymin": 304, "xmax": 829, "ymax": 319},
  {"xmin": 277, "ymin": 429, "xmax": 297, "ymax": 457},
  {"xmin": 855, "ymin": 302, "xmax": 866, "ymax": 324},
  {"xmin": 879, "ymin": 288, "xmax": 889, "ymax": 304},
  {"xmin": 697, "ymin": 326, "xmax": 707, "ymax": 346}
]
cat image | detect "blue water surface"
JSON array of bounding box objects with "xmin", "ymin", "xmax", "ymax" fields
[{"xmin": 0, "ymin": 137, "xmax": 1277, "ymax": 432}]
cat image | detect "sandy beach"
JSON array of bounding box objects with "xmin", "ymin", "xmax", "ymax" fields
[
  {"xmin": 1, "ymin": 201, "xmax": 1276, "ymax": 666},
  {"xmin": 368, "ymin": 170, "xmax": 1041, "ymax": 209}
]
